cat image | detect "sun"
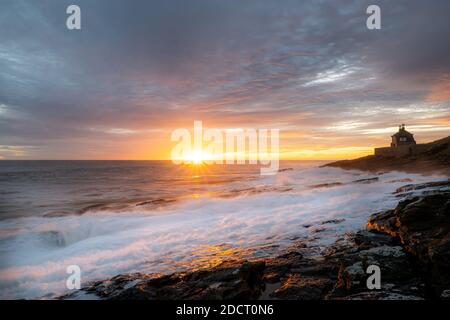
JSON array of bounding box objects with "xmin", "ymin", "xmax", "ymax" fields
[{"xmin": 182, "ymin": 150, "xmax": 213, "ymax": 165}]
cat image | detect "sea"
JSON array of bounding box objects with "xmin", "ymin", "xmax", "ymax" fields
[{"xmin": 0, "ymin": 160, "xmax": 446, "ymax": 299}]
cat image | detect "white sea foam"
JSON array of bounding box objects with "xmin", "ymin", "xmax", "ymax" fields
[{"xmin": 0, "ymin": 166, "xmax": 446, "ymax": 299}]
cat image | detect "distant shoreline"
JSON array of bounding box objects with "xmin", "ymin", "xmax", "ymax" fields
[{"xmin": 323, "ymin": 136, "xmax": 450, "ymax": 176}]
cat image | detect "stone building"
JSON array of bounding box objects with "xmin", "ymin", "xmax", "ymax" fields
[
  {"xmin": 375, "ymin": 125, "xmax": 428, "ymax": 157},
  {"xmin": 391, "ymin": 124, "xmax": 416, "ymax": 147}
]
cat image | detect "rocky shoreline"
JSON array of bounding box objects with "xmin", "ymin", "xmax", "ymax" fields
[
  {"xmin": 324, "ymin": 136, "xmax": 450, "ymax": 176},
  {"xmin": 63, "ymin": 180, "xmax": 450, "ymax": 300}
]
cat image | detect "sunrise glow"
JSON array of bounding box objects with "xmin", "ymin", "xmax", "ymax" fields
[
  {"xmin": 2, "ymin": 0, "xmax": 450, "ymax": 304},
  {"xmin": 181, "ymin": 150, "xmax": 214, "ymax": 164},
  {"xmin": 0, "ymin": 0, "xmax": 449, "ymax": 163}
]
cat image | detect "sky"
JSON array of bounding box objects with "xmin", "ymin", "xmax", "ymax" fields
[{"xmin": 1, "ymin": 0, "xmax": 450, "ymax": 160}]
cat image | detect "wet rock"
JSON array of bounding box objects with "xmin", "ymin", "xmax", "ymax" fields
[
  {"xmin": 310, "ymin": 182, "xmax": 343, "ymax": 189},
  {"xmin": 263, "ymin": 272, "xmax": 281, "ymax": 284},
  {"xmin": 352, "ymin": 177, "xmax": 379, "ymax": 184},
  {"xmin": 325, "ymin": 229, "xmax": 423, "ymax": 299},
  {"xmin": 310, "ymin": 226, "xmax": 329, "ymax": 234},
  {"xmin": 272, "ymin": 274, "xmax": 332, "ymax": 300},
  {"xmin": 337, "ymin": 261, "xmax": 365, "ymax": 291},
  {"xmin": 135, "ymin": 198, "xmax": 176, "ymax": 207},
  {"xmin": 278, "ymin": 168, "xmax": 293, "ymax": 172},
  {"xmin": 359, "ymin": 245, "xmax": 405, "ymax": 258},
  {"xmin": 78, "ymin": 260, "xmax": 266, "ymax": 300},
  {"xmin": 352, "ymin": 230, "xmax": 397, "ymax": 249},
  {"xmin": 321, "ymin": 218, "xmax": 345, "ymax": 225},
  {"xmin": 367, "ymin": 211, "xmax": 399, "ymax": 238},
  {"xmin": 368, "ymin": 190, "xmax": 450, "ymax": 297},
  {"xmin": 276, "ymin": 250, "xmax": 303, "ymax": 260},
  {"xmin": 339, "ymin": 291, "xmax": 424, "ymax": 300},
  {"xmin": 393, "ymin": 180, "xmax": 450, "ymax": 194}
]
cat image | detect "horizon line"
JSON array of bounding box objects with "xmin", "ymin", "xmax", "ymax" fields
[{"xmin": 0, "ymin": 159, "xmax": 340, "ymax": 162}]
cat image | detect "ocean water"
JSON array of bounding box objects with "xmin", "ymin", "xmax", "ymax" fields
[{"xmin": 0, "ymin": 160, "xmax": 446, "ymax": 299}]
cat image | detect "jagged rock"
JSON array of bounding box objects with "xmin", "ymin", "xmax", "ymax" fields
[
  {"xmin": 278, "ymin": 168, "xmax": 293, "ymax": 172},
  {"xmin": 368, "ymin": 190, "xmax": 450, "ymax": 298},
  {"xmin": 339, "ymin": 291, "xmax": 424, "ymax": 300},
  {"xmin": 326, "ymin": 228, "xmax": 423, "ymax": 299},
  {"xmin": 263, "ymin": 272, "xmax": 281, "ymax": 284},
  {"xmin": 321, "ymin": 218, "xmax": 345, "ymax": 225},
  {"xmin": 394, "ymin": 180, "xmax": 450, "ymax": 194},
  {"xmin": 359, "ymin": 245, "xmax": 405, "ymax": 258},
  {"xmin": 272, "ymin": 274, "xmax": 332, "ymax": 300},
  {"xmin": 367, "ymin": 210, "xmax": 399, "ymax": 238},
  {"xmin": 78, "ymin": 260, "xmax": 266, "ymax": 300},
  {"xmin": 353, "ymin": 177, "xmax": 379, "ymax": 184},
  {"xmin": 337, "ymin": 261, "xmax": 365, "ymax": 290},
  {"xmin": 310, "ymin": 182, "xmax": 343, "ymax": 189},
  {"xmin": 352, "ymin": 230, "xmax": 397, "ymax": 249}
]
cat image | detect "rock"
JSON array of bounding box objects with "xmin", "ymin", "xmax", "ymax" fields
[
  {"xmin": 367, "ymin": 210, "xmax": 399, "ymax": 238},
  {"xmin": 352, "ymin": 177, "xmax": 379, "ymax": 184},
  {"xmin": 367, "ymin": 190, "xmax": 450, "ymax": 297},
  {"xmin": 352, "ymin": 230, "xmax": 397, "ymax": 249},
  {"xmin": 135, "ymin": 198, "xmax": 176, "ymax": 207},
  {"xmin": 77, "ymin": 260, "xmax": 266, "ymax": 300},
  {"xmin": 239, "ymin": 261, "xmax": 266, "ymax": 291},
  {"xmin": 394, "ymin": 180, "xmax": 450, "ymax": 194},
  {"xmin": 263, "ymin": 272, "xmax": 281, "ymax": 284},
  {"xmin": 339, "ymin": 291, "xmax": 424, "ymax": 300},
  {"xmin": 272, "ymin": 274, "xmax": 332, "ymax": 300},
  {"xmin": 337, "ymin": 262, "xmax": 365, "ymax": 291},
  {"xmin": 321, "ymin": 218, "xmax": 345, "ymax": 225},
  {"xmin": 278, "ymin": 168, "xmax": 293, "ymax": 172},
  {"xmin": 359, "ymin": 245, "xmax": 405, "ymax": 258},
  {"xmin": 326, "ymin": 229, "xmax": 423, "ymax": 299},
  {"xmin": 276, "ymin": 250, "xmax": 303, "ymax": 260},
  {"xmin": 310, "ymin": 182, "xmax": 343, "ymax": 189},
  {"xmin": 359, "ymin": 246, "xmax": 414, "ymax": 282}
]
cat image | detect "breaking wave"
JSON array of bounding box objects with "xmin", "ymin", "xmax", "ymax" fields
[{"xmin": 0, "ymin": 163, "xmax": 446, "ymax": 299}]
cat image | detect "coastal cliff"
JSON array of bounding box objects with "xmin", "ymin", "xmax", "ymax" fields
[{"xmin": 324, "ymin": 136, "xmax": 450, "ymax": 175}]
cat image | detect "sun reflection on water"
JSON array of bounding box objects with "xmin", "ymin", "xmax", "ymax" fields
[{"xmin": 174, "ymin": 244, "xmax": 255, "ymax": 271}]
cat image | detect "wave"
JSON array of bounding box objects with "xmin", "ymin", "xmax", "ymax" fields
[{"xmin": 0, "ymin": 166, "xmax": 446, "ymax": 299}]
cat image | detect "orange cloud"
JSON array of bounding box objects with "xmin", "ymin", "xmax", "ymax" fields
[{"xmin": 426, "ymin": 74, "xmax": 450, "ymax": 102}]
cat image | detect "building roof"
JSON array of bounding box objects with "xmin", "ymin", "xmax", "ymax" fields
[
  {"xmin": 392, "ymin": 130, "xmax": 414, "ymax": 138},
  {"xmin": 392, "ymin": 124, "xmax": 414, "ymax": 138}
]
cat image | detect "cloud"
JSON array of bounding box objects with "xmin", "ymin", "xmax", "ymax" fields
[
  {"xmin": 0, "ymin": 0, "xmax": 449, "ymax": 159},
  {"xmin": 426, "ymin": 74, "xmax": 450, "ymax": 102}
]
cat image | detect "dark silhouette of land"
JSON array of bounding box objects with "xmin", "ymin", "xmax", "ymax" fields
[{"xmin": 324, "ymin": 136, "xmax": 450, "ymax": 175}]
